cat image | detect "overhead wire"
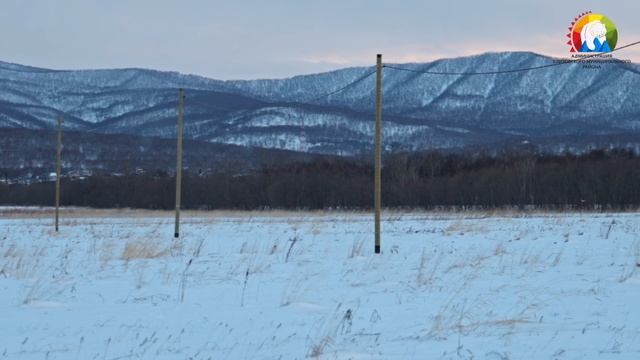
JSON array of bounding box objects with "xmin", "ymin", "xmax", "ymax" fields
[
  {"xmin": 383, "ymin": 40, "xmax": 640, "ymax": 76},
  {"xmin": 310, "ymin": 69, "xmax": 377, "ymax": 102},
  {"xmin": 295, "ymin": 41, "xmax": 640, "ymax": 104}
]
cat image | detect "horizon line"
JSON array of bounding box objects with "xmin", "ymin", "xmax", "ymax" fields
[{"xmin": 1, "ymin": 49, "xmax": 637, "ymax": 82}]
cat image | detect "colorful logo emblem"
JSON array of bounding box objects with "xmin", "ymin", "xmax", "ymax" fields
[{"xmin": 567, "ymin": 11, "xmax": 618, "ymax": 53}]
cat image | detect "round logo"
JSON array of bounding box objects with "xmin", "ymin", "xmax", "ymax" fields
[{"xmin": 568, "ymin": 11, "xmax": 618, "ymax": 53}]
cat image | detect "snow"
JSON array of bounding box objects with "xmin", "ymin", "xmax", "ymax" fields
[
  {"xmin": 1, "ymin": 210, "xmax": 639, "ymax": 359},
  {"xmin": 3, "ymin": 53, "xmax": 640, "ymax": 155}
]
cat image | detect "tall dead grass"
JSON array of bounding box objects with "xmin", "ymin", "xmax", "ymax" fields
[{"xmin": 121, "ymin": 239, "xmax": 169, "ymax": 261}]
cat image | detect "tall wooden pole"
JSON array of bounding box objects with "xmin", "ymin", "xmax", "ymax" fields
[
  {"xmin": 374, "ymin": 54, "xmax": 383, "ymax": 254},
  {"xmin": 55, "ymin": 115, "xmax": 62, "ymax": 232},
  {"xmin": 174, "ymin": 88, "xmax": 185, "ymax": 238}
]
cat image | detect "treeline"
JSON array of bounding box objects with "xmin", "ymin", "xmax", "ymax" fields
[
  {"xmin": 0, "ymin": 127, "xmax": 317, "ymax": 182},
  {"xmin": 2, "ymin": 149, "xmax": 640, "ymax": 209}
]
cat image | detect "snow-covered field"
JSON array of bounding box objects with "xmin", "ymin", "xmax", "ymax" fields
[{"xmin": 1, "ymin": 210, "xmax": 640, "ymax": 359}]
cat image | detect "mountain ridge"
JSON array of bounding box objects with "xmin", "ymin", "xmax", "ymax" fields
[{"xmin": 1, "ymin": 52, "xmax": 639, "ymax": 155}]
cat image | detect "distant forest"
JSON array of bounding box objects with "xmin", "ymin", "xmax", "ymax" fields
[{"xmin": 2, "ymin": 149, "xmax": 640, "ymax": 210}]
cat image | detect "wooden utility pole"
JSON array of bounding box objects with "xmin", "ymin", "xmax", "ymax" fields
[
  {"xmin": 55, "ymin": 115, "xmax": 62, "ymax": 232},
  {"xmin": 374, "ymin": 54, "xmax": 383, "ymax": 254},
  {"xmin": 174, "ymin": 88, "xmax": 185, "ymax": 238}
]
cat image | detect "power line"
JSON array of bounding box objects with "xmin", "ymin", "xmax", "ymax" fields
[
  {"xmin": 296, "ymin": 40, "xmax": 640, "ymax": 103},
  {"xmin": 384, "ymin": 40, "xmax": 640, "ymax": 76},
  {"xmin": 165, "ymin": 41, "xmax": 640, "ymax": 111},
  {"xmin": 310, "ymin": 69, "xmax": 377, "ymax": 102}
]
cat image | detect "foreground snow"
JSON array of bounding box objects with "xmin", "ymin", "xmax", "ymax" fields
[{"xmin": 1, "ymin": 211, "xmax": 639, "ymax": 359}]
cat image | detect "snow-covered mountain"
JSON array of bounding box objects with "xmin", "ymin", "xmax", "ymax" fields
[{"xmin": 1, "ymin": 52, "xmax": 639, "ymax": 155}]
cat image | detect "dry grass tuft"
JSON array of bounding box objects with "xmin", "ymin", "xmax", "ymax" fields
[
  {"xmin": 121, "ymin": 239, "xmax": 168, "ymax": 261},
  {"xmin": 309, "ymin": 336, "xmax": 332, "ymax": 358},
  {"xmin": 348, "ymin": 238, "xmax": 365, "ymax": 258}
]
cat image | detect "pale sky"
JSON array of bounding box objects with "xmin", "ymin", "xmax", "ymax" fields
[{"xmin": 1, "ymin": 0, "xmax": 638, "ymax": 79}]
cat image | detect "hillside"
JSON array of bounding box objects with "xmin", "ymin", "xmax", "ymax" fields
[{"xmin": 1, "ymin": 53, "xmax": 639, "ymax": 156}]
